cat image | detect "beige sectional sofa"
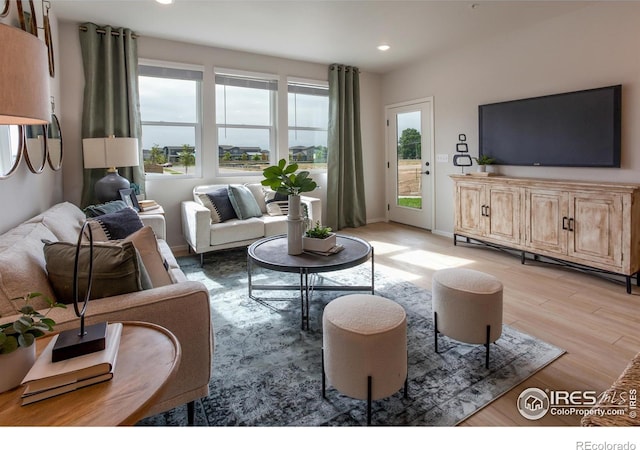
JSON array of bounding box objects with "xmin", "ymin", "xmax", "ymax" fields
[
  {"xmin": 0, "ymin": 202, "xmax": 213, "ymax": 424},
  {"xmin": 181, "ymin": 183, "xmax": 322, "ymax": 265}
]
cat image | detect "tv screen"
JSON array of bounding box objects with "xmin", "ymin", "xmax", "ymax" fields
[{"xmin": 479, "ymin": 85, "xmax": 621, "ymax": 167}]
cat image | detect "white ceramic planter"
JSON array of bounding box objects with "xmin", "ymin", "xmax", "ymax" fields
[
  {"xmin": 287, "ymin": 194, "xmax": 303, "ymax": 255},
  {"xmin": 303, "ymin": 233, "xmax": 337, "ymax": 253},
  {"xmin": 0, "ymin": 344, "xmax": 36, "ymax": 393}
]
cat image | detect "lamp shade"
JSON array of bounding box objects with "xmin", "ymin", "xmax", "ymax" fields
[
  {"xmin": 82, "ymin": 137, "xmax": 139, "ymax": 169},
  {"xmin": 0, "ymin": 24, "xmax": 50, "ymax": 125}
]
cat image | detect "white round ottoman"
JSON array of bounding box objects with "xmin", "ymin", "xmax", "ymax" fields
[
  {"xmin": 322, "ymin": 294, "xmax": 407, "ymax": 425},
  {"xmin": 432, "ymin": 268, "xmax": 503, "ymax": 368}
]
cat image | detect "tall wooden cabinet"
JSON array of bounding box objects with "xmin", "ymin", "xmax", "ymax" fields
[{"xmin": 451, "ymin": 175, "xmax": 640, "ymax": 292}]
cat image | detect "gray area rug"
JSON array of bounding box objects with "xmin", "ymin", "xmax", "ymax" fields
[{"xmin": 138, "ymin": 248, "xmax": 565, "ymax": 426}]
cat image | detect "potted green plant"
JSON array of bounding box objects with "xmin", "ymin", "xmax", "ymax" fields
[
  {"xmin": 0, "ymin": 292, "xmax": 66, "ymax": 393},
  {"xmin": 473, "ymin": 155, "xmax": 496, "ymax": 173},
  {"xmin": 262, "ymin": 159, "xmax": 318, "ymax": 255},
  {"xmin": 303, "ymin": 221, "xmax": 336, "ymax": 253}
]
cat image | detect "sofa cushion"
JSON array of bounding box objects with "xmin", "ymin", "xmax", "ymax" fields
[
  {"xmin": 42, "ymin": 240, "xmax": 151, "ymax": 304},
  {"xmin": 197, "ymin": 188, "xmax": 237, "ymax": 223},
  {"xmin": 88, "ymin": 207, "xmax": 144, "ymax": 240},
  {"xmin": 27, "ymin": 201, "xmax": 86, "ymax": 243},
  {"xmin": 0, "ymin": 223, "xmax": 58, "ymax": 316},
  {"xmin": 227, "ymin": 185, "xmax": 263, "ymax": 220},
  {"xmin": 121, "ymin": 227, "xmax": 172, "ymax": 288},
  {"xmin": 265, "ymin": 191, "xmax": 289, "ymax": 216},
  {"xmin": 261, "ymin": 214, "xmax": 288, "ymax": 237},
  {"xmin": 245, "ymin": 183, "xmax": 267, "ymax": 214},
  {"xmin": 210, "ymin": 218, "xmax": 264, "ymax": 246}
]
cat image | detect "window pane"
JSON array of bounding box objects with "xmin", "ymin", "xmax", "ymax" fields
[
  {"xmin": 215, "ymin": 84, "xmax": 271, "ymax": 126},
  {"xmin": 288, "ymin": 92, "xmax": 328, "ymax": 128},
  {"xmin": 218, "ymin": 127, "xmax": 271, "ymax": 174},
  {"xmin": 142, "ymin": 124, "xmax": 196, "ymax": 175},
  {"xmin": 289, "ymin": 130, "xmax": 327, "ymax": 164},
  {"xmin": 139, "ymin": 76, "xmax": 197, "ymax": 123}
]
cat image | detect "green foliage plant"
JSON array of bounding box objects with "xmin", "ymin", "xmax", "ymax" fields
[
  {"xmin": 305, "ymin": 221, "xmax": 333, "ymax": 239},
  {"xmin": 0, "ymin": 292, "xmax": 66, "ymax": 354},
  {"xmin": 261, "ymin": 159, "xmax": 317, "ymax": 196},
  {"xmin": 473, "ymin": 155, "xmax": 496, "ymax": 165},
  {"xmin": 178, "ymin": 144, "xmax": 196, "ymax": 174}
]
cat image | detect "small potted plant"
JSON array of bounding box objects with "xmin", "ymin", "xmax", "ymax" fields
[
  {"xmin": 303, "ymin": 221, "xmax": 337, "ymax": 253},
  {"xmin": 0, "ymin": 292, "xmax": 65, "ymax": 393},
  {"xmin": 473, "ymin": 155, "xmax": 496, "ymax": 173}
]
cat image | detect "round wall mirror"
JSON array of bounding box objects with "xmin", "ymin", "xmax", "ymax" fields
[
  {"xmin": 47, "ymin": 114, "xmax": 63, "ymax": 171},
  {"xmin": 0, "ymin": 125, "xmax": 23, "ymax": 179},
  {"xmin": 24, "ymin": 125, "xmax": 47, "ymax": 174},
  {"xmin": 0, "ymin": 1, "xmax": 10, "ymax": 18}
]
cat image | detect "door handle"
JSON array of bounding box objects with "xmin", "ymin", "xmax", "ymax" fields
[
  {"xmin": 485, "ymin": 205, "xmax": 490, "ymax": 217},
  {"xmin": 562, "ymin": 216, "xmax": 568, "ymax": 230},
  {"xmin": 481, "ymin": 205, "xmax": 487, "ymax": 217},
  {"xmin": 568, "ymin": 218, "xmax": 574, "ymax": 232}
]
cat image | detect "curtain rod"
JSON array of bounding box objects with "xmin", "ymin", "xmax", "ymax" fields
[{"xmin": 78, "ymin": 25, "xmax": 138, "ymax": 38}]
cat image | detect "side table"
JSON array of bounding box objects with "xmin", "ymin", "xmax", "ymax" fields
[{"xmin": 0, "ymin": 321, "xmax": 181, "ymax": 426}]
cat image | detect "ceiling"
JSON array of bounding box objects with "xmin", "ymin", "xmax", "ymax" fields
[{"xmin": 52, "ymin": 0, "xmax": 591, "ymax": 74}]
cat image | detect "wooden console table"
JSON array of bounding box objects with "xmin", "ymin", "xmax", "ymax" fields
[
  {"xmin": 451, "ymin": 175, "xmax": 640, "ymax": 293},
  {"xmin": 0, "ymin": 321, "xmax": 181, "ymax": 426}
]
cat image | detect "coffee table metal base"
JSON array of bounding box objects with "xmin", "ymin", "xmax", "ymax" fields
[{"xmin": 247, "ymin": 235, "xmax": 374, "ymax": 330}]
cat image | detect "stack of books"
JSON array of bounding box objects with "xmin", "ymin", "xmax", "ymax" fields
[
  {"xmin": 304, "ymin": 244, "xmax": 345, "ymax": 257},
  {"xmin": 138, "ymin": 199, "xmax": 160, "ymax": 212},
  {"xmin": 20, "ymin": 322, "xmax": 122, "ymax": 405}
]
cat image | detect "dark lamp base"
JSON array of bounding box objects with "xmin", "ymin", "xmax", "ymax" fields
[
  {"xmin": 94, "ymin": 170, "xmax": 130, "ymax": 203},
  {"xmin": 52, "ymin": 322, "xmax": 108, "ymax": 362}
]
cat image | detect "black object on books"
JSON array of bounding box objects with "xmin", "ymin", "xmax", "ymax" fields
[
  {"xmin": 52, "ymin": 221, "xmax": 108, "ymax": 362},
  {"xmin": 21, "ymin": 322, "xmax": 122, "ymax": 405}
]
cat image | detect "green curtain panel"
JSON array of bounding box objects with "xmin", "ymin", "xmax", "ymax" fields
[
  {"xmin": 79, "ymin": 23, "xmax": 144, "ymax": 207},
  {"xmin": 326, "ymin": 64, "xmax": 366, "ymax": 230}
]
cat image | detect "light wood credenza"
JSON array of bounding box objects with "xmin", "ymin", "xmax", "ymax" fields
[{"xmin": 451, "ymin": 174, "xmax": 640, "ymax": 293}]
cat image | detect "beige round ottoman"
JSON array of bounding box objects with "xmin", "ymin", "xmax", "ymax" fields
[
  {"xmin": 322, "ymin": 294, "xmax": 407, "ymax": 425},
  {"xmin": 432, "ymin": 268, "xmax": 503, "ymax": 368}
]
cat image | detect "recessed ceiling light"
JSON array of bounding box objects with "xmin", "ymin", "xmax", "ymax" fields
[
  {"xmin": 156, "ymin": 0, "xmax": 173, "ymax": 4},
  {"xmin": 377, "ymin": 44, "xmax": 390, "ymax": 52}
]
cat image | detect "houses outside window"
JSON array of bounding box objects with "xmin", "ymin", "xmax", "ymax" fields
[
  {"xmin": 215, "ymin": 69, "xmax": 277, "ymax": 175},
  {"xmin": 288, "ymin": 79, "xmax": 329, "ymax": 170},
  {"xmin": 138, "ymin": 61, "xmax": 203, "ymax": 177}
]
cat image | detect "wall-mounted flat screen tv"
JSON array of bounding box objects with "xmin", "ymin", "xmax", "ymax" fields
[{"xmin": 479, "ymin": 85, "xmax": 621, "ymax": 167}]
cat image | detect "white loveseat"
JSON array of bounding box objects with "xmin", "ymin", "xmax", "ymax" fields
[{"xmin": 181, "ymin": 183, "xmax": 321, "ymax": 265}]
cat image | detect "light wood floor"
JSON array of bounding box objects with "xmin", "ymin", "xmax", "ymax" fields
[{"xmin": 342, "ymin": 221, "xmax": 640, "ymax": 426}]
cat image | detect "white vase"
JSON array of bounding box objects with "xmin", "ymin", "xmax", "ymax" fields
[
  {"xmin": 477, "ymin": 164, "xmax": 486, "ymax": 173},
  {"xmin": 287, "ymin": 194, "xmax": 303, "ymax": 255},
  {"xmin": 0, "ymin": 344, "xmax": 36, "ymax": 393}
]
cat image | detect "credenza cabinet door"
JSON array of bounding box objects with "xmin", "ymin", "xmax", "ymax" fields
[
  {"xmin": 485, "ymin": 185, "xmax": 521, "ymax": 245},
  {"xmin": 524, "ymin": 188, "xmax": 568, "ymax": 254},
  {"xmin": 568, "ymin": 192, "xmax": 623, "ymax": 269},
  {"xmin": 455, "ymin": 182, "xmax": 485, "ymax": 236}
]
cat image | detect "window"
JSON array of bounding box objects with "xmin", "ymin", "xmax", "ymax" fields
[
  {"xmin": 139, "ymin": 62, "xmax": 203, "ymax": 177},
  {"xmin": 288, "ymin": 79, "xmax": 329, "ymax": 170},
  {"xmin": 215, "ymin": 69, "xmax": 277, "ymax": 175}
]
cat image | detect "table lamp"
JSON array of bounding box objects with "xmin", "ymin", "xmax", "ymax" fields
[{"xmin": 82, "ymin": 136, "xmax": 139, "ymax": 203}]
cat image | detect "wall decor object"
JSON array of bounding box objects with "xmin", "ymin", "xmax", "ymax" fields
[
  {"xmin": 452, "ymin": 133, "xmax": 472, "ymax": 174},
  {"xmin": 24, "ymin": 124, "xmax": 47, "ymax": 174},
  {"xmin": 0, "ymin": 0, "xmax": 9, "ymax": 17},
  {"xmin": 43, "ymin": 0, "xmax": 54, "ymax": 77},
  {"xmin": 47, "ymin": 98, "xmax": 63, "ymax": 171},
  {"xmin": 17, "ymin": 0, "xmax": 38, "ymax": 36},
  {"xmin": 0, "ymin": 125, "xmax": 23, "ymax": 179}
]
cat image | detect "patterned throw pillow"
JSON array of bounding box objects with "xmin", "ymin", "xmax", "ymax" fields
[
  {"xmin": 196, "ymin": 188, "xmax": 238, "ymax": 223},
  {"xmin": 264, "ymin": 191, "xmax": 289, "ymax": 216}
]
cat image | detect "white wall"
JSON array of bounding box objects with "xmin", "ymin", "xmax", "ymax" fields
[
  {"xmin": 0, "ymin": 10, "xmax": 63, "ymax": 234},
  {"xmin": 58, "ymin": 25, "xmax": 385, "ymax": 249},
  {"xmin": 382, "ymin": 3, "xmax": 640, "ymax": 236}
]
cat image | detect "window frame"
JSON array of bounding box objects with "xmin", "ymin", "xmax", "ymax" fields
[
  {"xmin": 287, "ymin": 77, "xmax": 329, "ymax": 172},
  {"xmin": 138, "ymin": 59, "xmax": 204, "ymax": 179},
  {"xmin": 214, "ymin": 67, "xmax": 278, "ymax": 177}
]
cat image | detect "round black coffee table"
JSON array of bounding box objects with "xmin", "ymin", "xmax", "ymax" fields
[{"xmin": 247, "ymin": 234, "xmax": 374, "ymax": 330}]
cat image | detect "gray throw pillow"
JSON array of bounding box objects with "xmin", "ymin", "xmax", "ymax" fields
[
  {"xmin": 42, "ymin": 239, "xmax": 152, "ymax": 304},
  {"xmin": 83, "ymin": 200, "xmax": 129, "ymax": 218},
  {"xmin": 227, "ymin": 185, "xmax": 263, "ymax": 219}
]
